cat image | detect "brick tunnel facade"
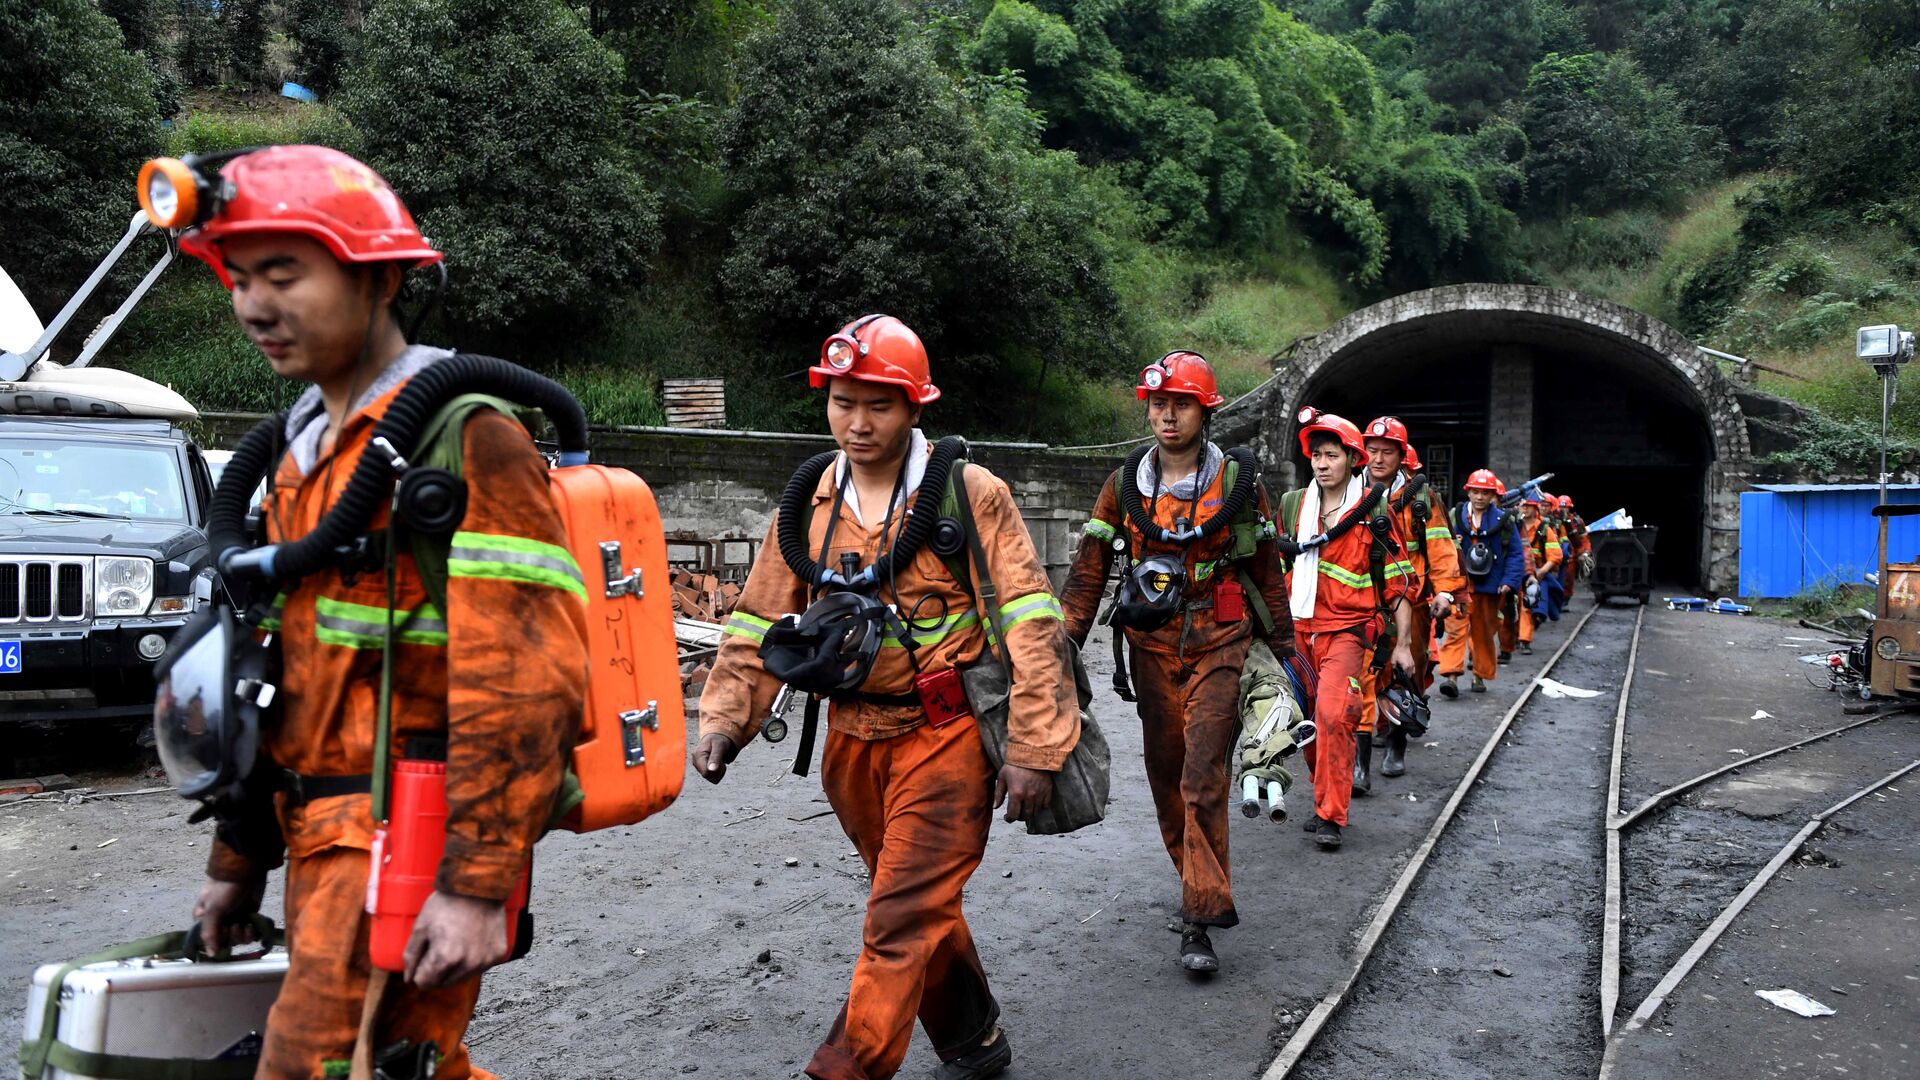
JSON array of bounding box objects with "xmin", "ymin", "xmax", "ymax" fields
[{"xmin": 1248, "ymin": 285, "xmax": 1752, "ymax": 593}]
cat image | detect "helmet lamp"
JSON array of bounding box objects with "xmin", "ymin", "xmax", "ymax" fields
[{"xmin": 137, "ymin": 157, "xmax": 204, "ymax": 230}]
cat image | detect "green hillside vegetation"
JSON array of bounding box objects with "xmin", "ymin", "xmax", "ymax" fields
[{"xmin": 3, "ymin": 1, "xmax": 1917, "ymax": 449}]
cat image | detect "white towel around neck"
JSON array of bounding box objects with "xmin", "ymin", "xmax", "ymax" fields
[
  {"xmin": 834, "ymin": 429, "xmax": 929, "ymax": 526},
  {"xmin": 1289, "ymin": 475, "xmax": 1364, "ymax": 620}
]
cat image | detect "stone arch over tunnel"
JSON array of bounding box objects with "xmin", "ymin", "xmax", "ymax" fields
[{"xmin": 1254, "ymin": 285, "xmax": 1751, "ymax": 592}]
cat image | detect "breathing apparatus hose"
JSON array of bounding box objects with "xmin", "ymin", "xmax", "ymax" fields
[
  {"xmin": 211, "ymin": 354, "xmax": 590, "ymax": 583},
  {"xmin": 776, "ymin": 435, "xmax": 968, "ymax": 590},
  {"xmin": 1118, "ymin": 444, "xmax": 1260, "ymax": 546},
  {"xmin": 1275, "ymin": 482, "xmax": 1388, "ymax": 558},
  {"xmin": 208, "ymin": 414, "xmax": 287, "ymax": 567}
]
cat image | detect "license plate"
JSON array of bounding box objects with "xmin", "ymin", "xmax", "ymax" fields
[{"xmin": 0, "ymin": 640, "xmax": 19, "ymax": 674}]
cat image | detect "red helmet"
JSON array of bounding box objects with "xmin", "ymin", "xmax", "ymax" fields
[
  {"xmin": 1363, "ymin": 416, "xmax": 1411, "ymax": 453},
  {"xmin": 1296, "ymin": 406, "xmax": 1366, "ymax": 458},
  {"xmin": 1137, "ymin": 351, "xmax": 1225, "ymax": 408},
  {"xmin": 146, "ymin": 146, "xmax": 442, "ymax": 289},
  {"xmin": 810, "ymin": 314, "xmax": 940, "ymax": 404},
  {"xmin": 1557, "ymin": 495, "xmax": 1574, "ymax": 511},
  {"xmin": 1463, "ymin": 469, "xmax": 1502, "ymax": 493},
  {"xmin": 1363, "ymin": 415, "xmax": 1422, "ymax": 469}
]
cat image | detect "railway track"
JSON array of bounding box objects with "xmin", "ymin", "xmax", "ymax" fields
[{"xmin": 1259, "ymin": 601, "xmax": 1918, "ymax": 1080}]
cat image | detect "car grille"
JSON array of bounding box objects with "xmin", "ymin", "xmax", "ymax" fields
[{"xmin": 0, "ymin": 559, "xmax": 91, "ymax": 623}]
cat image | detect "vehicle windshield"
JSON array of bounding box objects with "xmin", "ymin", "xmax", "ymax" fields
[{"xmin": 0, "ymin": 437, "xmax": 188, "ymax": 523}]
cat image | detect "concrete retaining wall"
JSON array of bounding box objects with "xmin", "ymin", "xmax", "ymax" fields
[{"xmin": 198, "ymin": 415, "xmax": 1119, "ymax": 587}]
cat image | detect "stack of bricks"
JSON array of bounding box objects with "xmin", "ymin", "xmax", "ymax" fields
[
  {"xmin": 673, "ymin": 570, "xmax": 742, "ymax": 698},
  {"xmin": 670, "ymin": 568, "xmax": 743, "ymax": 624}
]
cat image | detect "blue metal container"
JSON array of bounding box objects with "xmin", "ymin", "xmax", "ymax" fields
[{"xmin": 1738, "ymin": 484, "xmax": 1920, "ymax": 598}]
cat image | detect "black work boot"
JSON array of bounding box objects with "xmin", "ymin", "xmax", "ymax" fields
[
  {"xmin": 1352, "ymin": 732, "xmax": 1372, "ymax": 796},
  {"xmin": 1313, "ymin": 817, "xmax": 1343, "ymax": 849},
  {"xmin": 1498, "ymin": 651, "xmax": 1512, "ymax": 664},
  {"xmin": 1381, "ymin": 728, "xmax": 1407, "ymax": 777},
  {"xmin": 1520, "ymin": 640, "xmax": 1533, "ymax": 656},
  {"xmin": 1439, "ymin": 676, "xmax": 1459, "ymax": 699},
  {"xmin": 933, "ymin": 1028, "xmax": 1012, "ymax": 1080},
  {"xmin": 1180, "ymin": 924, "xmax": 1219, "ymax": 974}
]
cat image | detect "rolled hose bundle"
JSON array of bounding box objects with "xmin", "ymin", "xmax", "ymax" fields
[
  {"xmin": 1118, "ymin": 443, "xmax": 1259, "ymax": 545},
  {"xmin": 209, "ymin": 354, "xmax": 590, "ymax": 582},
  {"xmin": 776, "ymin": 435, "xmax": 967, "ymax": 590}
]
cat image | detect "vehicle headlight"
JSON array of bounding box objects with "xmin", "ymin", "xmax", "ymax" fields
[
  {"xmin": 95, "ymin": 557, "xmax": 155, "ymax": 616},
  {"xmin": 1876, "ymin": 636, "xmax": 1901, "ymax": 661}
]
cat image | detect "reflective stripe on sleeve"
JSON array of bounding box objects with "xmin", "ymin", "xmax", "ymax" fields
[
  {"xmin": 724, "ymin": 611, "xmax": 774, "ymax": 643},
  {"xmin": 448, "ymin": 531, "xmax": 587, "ymax": 600},
  {"xmin": 1082, "ymin": 519, "xmax": 1118, "ymax": 543},
  {"xmin": 999, "ymin": 592, "xmax": 1063, "ymax": 628}
]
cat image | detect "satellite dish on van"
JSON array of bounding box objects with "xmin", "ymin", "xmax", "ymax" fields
[{"xmin": 0, "ymin": 266, "xmax": 48, "ymax": 362}]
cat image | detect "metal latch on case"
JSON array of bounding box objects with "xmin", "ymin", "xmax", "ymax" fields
[
  {"xmin": 600, "ymin": 540, "xmax": 643, "ymax": 598},
  {"xmin": 620, "ymin": 701, "xmax": 659, "ymax": 767}
]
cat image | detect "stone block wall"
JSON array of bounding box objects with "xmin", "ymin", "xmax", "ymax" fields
[{"xmin": 197, "ymin": 415, "xmax": 1118, "ymax": 587}]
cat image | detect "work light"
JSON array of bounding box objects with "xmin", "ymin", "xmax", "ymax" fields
[{"xmin": 1857, "ymin": 324, "xmax": 1914, "ymax": 365}]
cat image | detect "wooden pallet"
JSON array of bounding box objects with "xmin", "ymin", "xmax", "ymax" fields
[{"xmin": 663, "ymin": 378, "xmax": 726, "ymax": 428}]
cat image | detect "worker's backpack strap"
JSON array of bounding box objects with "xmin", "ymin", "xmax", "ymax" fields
[
  {"xmin": 386, "ymin": 394, "xmax": 585, "ymax": 831},
  {"xmin": 1216, "ymin": 455, "xmax": 1278, "ymax": 639},
  {"xmin": 19, "ymin": 917, "xmax": 283, "ymax": 1080},
  {"xmin": 406, "ymin": 393, "xmax": 523, "ymax": 617}
]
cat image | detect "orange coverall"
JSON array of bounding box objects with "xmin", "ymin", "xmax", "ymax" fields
[
  {"xmin": 1510, "ymin": 516, "xmax": 1562, "ymax": 647},
  {"xmin": 1280, "ymin": 490, "xmax": 1418, "ymax": 827},
  {"xmin": 207, "ymin": 357, "xmax": 590, "ymax": 1080},
  {"xmin": 1436, "ymin": 504, "xmax": 1519, "ymax": 682},
  {"xmin": 1058, "ymin": 461, "xmax": 1294, "ymax": 929},
  {"xmin": 699, "ymin": 452, "xmax": 1079, "ymax": 1080},
  {"xmin": 1358, "ymin": 477, "xmax": 1468, "ymax": 729}
]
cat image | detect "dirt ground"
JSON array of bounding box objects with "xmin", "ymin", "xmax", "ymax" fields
[{"xmin": 5, "ymin": 596, "xmax": 1917, "ymax": 1079}]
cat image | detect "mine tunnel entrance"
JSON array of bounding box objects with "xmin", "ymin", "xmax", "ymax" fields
[{"xmin": 1283, "ymin": 303, "xmax": 1719, "ymax": 588}]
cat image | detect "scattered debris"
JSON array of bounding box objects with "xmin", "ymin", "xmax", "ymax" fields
[
  {"xmin": 1751, "ymin": 710, "xmax": 1773, "ymax": 720},
  {"xmin": 786, "ymin": 809, "xmax": 836, "ymax": 823},
  {"xmin": 1493, "ymin": 966, "xmax": 1513, "ymax": 978},
  {"xmin": 722, "ymin": 808, "xmax": 767, "ymax": 828},
  {"xmin": 1537, "ymin": 678, "xmax": 1602, "ymax": 700},
  {"xmin": 1754, "ymin": 988, "xmax": 1835, "ymax": 1018},
  {"xmin": 96, "ymin": 838, "xmax": 119, "ymax": 849},
  {"xmin": 782, "ymin": 857, "xmax": 800, "ymax": 867}
]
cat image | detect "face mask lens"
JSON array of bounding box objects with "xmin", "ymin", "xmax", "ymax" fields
[{"xmin": 154, "ymin": 621, "xmax": 230, "ymax": 796}]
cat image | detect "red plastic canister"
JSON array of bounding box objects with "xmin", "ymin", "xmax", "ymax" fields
[{"xmin": 367, "ymin": 758, "xmax": 530, "ymax": 973}]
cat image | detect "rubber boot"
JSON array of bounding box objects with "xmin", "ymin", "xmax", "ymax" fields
[
  {"xmin": 1381, "ymin": 728, "xmax": 1407, "ymax": 777},
  {"xmin": 1352, "ymin": 732, "xmax": 1372, "ymax": 796},
  {"xmin": 1439, "ymin": 676, "xmax": 1458, "ymax": 699}
]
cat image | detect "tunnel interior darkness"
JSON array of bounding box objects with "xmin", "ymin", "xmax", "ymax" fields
[{"xmin": 1288, "ymin": 311, "xmax": 1716, "ymax": 586}]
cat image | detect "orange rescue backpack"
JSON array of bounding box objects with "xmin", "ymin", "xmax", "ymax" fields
[{"xmin": 403, "ymin": 394, "xmax": 685, "ymax": 833}]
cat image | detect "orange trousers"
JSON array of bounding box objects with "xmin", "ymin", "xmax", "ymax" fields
[
  {"xmin": 1437, "ymin": 594, "xmax": 1499, "ymax": 680},
  {"xmin": 806, "ymin": 719, "xmax": 999, "ymax": 1080},
  {"xmin": 1299, "ymin": 629, "xmax": 1366, "ymax": 827},
  {"xmin": 1499, "ymin": 592, "xmax": 1533, "ymax": 650},
  {"xmin": 1129, "ymin": 636, "xmax": 1245, "ymax": 927},
  {"xmin": 261, "ymin": 846, "xmax": 490, "ymax": 1080},
  {"xmin": 1358, "ymin": 607, "xmax": 1437, "ymax": 733}
]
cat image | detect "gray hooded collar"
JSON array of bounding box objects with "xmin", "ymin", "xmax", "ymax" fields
[{"xmin": 284, "ymin": 345, "xmax": 454, "ymax": 475}]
